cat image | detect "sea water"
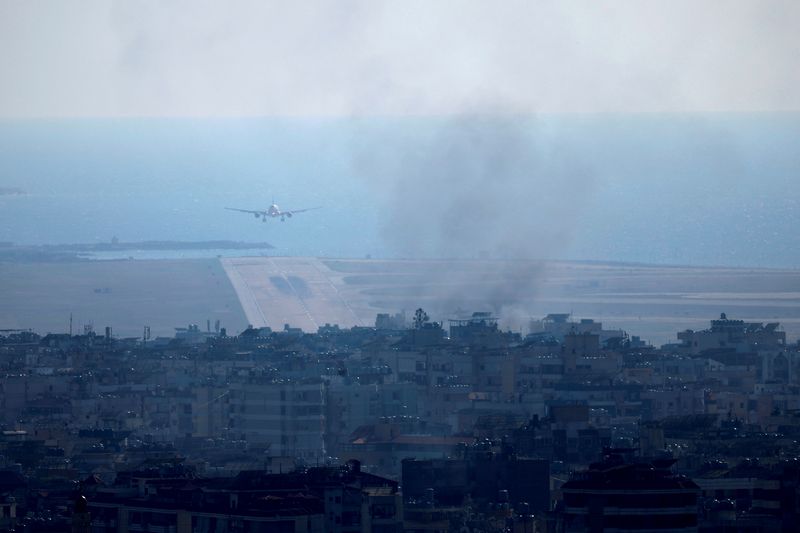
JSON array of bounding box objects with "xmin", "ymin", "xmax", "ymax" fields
[{"xmin": 0, "ymin": 114, "xmax": 798, "ymax": 267}]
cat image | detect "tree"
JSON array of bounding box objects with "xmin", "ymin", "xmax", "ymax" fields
[{"xmin": 413, "ymin": 308, "xmax": 430, "ymax": 329}]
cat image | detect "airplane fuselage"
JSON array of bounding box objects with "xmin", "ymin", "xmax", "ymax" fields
[{"xmin": 253, "ymin": 204, "xmax": 292, "ymax": 221}]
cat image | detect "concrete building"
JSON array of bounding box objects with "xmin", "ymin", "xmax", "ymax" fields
[
  {"xmin": 402, "ymin": 441, "xmax": 551, "ymax": 512},
  {"xmin": 228, "ymin": 378, "xmax": 326, "ymax": 461},
  {"xmin": 677, "ymin": 313, "xmax": 786, "ymax": 355},
  {"xmin": 559, "ymin": 451, "xmax": 700, "ymax": 532}
]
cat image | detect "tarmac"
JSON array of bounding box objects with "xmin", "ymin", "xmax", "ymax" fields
[
  {"xmin": 1, "ymin": 256, "xmax": 798, "ymax": 344},
  {"xmin": 221, "ymin": 257, "xmax": 800, "ymax": 345},
  {"xmin": 221, "ymin": 257, "xmax": 364, "ymax": 331}
]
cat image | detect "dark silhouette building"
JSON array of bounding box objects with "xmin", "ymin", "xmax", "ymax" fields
[
  {"xmin": 402, "ymin": 441, "xmax": 550, "ymax": 512},
  {"xmin": 559, "ymin": 449, "xmax": 700, "ymax": 532}
]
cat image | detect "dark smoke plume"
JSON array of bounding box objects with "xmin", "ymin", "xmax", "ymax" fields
[{"xmin": 351, "ymin": 114, "xmax": 595, "ymax": 327}]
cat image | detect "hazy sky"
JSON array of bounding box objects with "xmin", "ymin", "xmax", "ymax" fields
[{"xmin": 1, "ymin": 0, "xmax": 799, "ymax": 118}]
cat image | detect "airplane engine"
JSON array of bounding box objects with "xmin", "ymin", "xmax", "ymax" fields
[
  {"xmin": 254, "ymin": 213, "xmax": 260, "ymax": 218},
  {"xmin": 286, "ymin": 213, "xmax": 293, "ymax": 218}
]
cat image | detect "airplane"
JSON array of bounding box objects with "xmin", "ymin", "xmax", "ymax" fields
[{"xmin": 225, "ymin": 201, "xmax": 321, "ymax": 222}]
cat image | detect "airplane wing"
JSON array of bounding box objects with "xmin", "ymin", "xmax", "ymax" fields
[
  {"xmin": 284, "ymin": 206, "xmax": 322, "ymax": 215},
  {"xmin": 225, "ymin": 207, "xmax": 266, "ymax": 215}
]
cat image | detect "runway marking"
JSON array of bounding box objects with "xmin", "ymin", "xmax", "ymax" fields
[{"xmin": 271, "ymin": 258, "xmax": 318, "ymax": 330}]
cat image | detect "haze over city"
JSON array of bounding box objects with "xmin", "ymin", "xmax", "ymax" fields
[{"xmin": 0, "ymin": 2, "xmax": 799, "ymax": 532}]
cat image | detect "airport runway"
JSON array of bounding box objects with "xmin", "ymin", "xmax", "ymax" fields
[
  {"xmin": 221, "ymin": 257, "xmax": 364, "ymax": 331},
  {"xmin": 221, "ymin": 257, "xmax": 800, "ymax": 344},
  {"xmin": 2, "ymin": 257, "xmax": 797, "ymax": 344}
]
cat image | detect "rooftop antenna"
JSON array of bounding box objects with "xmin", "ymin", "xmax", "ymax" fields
[{"xmin": 69, "ymin": 313, "xmax": 73, "ymax": 336}]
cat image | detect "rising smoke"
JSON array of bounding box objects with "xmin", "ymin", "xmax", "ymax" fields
[{"xmin": 350, "ymin": 114, "xmax": 595, "ymax": 326}]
